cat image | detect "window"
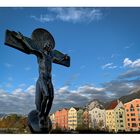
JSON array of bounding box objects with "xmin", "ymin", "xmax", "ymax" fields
[
  {"xmin": 128, "ymin": 123, "xmax": 130, "ymax": 126},
  {"xmin": 126, "ymin": 109, "xmax": 129, "ymax": 112},
  {"xmin": 136, "ymin": 104, "xmax": 139, "ymax": 107},
  {"xmin": 132, "ymin": 123, "xmax": 137, "ymax": 127},
  {"xmin": 131, "ymin": 118, "xmax": 136, "ymax": 121},
  {"xmin": 127, "ymin": 119, "xmax": 130, "ymax": 121},
  {"xmin": 120, "ymin": 120, "xmax": 123, "ymax": 123},
  {"xmin": 137, "ymin": 108, "xmax": 140, "ymax": 111},
  {"xmin": 131, "ymin": 113, "xmax": 135, "ymax": 116},
  {"xmin": 130, "ymin": 108, "xmax": 135, "ymax": 112},
  {"xmin": 138, "ymin": 118, "xmax": 140, "ymax": 121},
  {"xmin": 121, "ymin": 125, "xmax": 124, "ymax": 127},
  {"xmin": 119, "ymin": 115, "xmax": 123, "ymax": 118},
  {"xmin": 130, "ymin": 104, "xmax": 134, "ymax": 108},
  {"xmin": 127, "ymin": 114, "xmax": 129, "ymax": 116},
  {"xmin": 116, "ymin": 112, "xmax": 118, "ymax": 114}
]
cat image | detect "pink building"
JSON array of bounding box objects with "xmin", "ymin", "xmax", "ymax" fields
[
  {"xmin": 55, "ymin": 108, "xmax": 68, "ymax": 130},
  {"xmin": 124, "ymin": 99, "xmax": 140, "ymax": 131}
]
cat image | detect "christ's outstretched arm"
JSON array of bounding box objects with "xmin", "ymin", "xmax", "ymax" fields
[
  {"xmin": 53, "ymin": 50, "xmax": 70, "ymax": 67},
  {"xmin": 14, "ymin": 32, "xmax": 42, "ymax": 57}
]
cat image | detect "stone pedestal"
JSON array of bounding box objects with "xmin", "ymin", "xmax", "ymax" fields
[{"xmin": 28, "ymin": 110, "xmax": 52, "ymax": 134}]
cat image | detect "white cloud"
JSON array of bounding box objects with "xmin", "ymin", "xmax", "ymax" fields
[
  {"xmin": 102, "ymin": 63, "xmax": 117, "ymax": 69},
  {"xmin": 25, "ymin": 85, "xmax": 35, "ymax": 95},
  {"xmin": 0, "ymin": 86, "xmax": 35, "ymax": 114},
  {"xmin": 12, "ymin": 88, "xmax": 23, "ymax": 94},
  {"xmin": 123, "ymin": 58, "xmax": 140, "ymax": 68},
  {"xmin": 108, "ymin": 66, "xmax": 117, "ymax": 69},
  {"xmin": 57, "ymin": 86, "xmax": 69, "ymax": 94},
  {"xmin": 0, "ymin": 76, "xmax": 140, "ymax": 114},
  {"xmin": 31, "ymin": 8, "xmax": 103, "ymax": 23},
  {"xmin": 102, "ymin": 63, "xmax": 113, "ymax": 69},
  {"xmin": 18, "ymin": 83, "xmax": 26, "ymax": 88},
  {"xmin": 77, "ymin": 85, "xmax": 105, "ymax": 93}
]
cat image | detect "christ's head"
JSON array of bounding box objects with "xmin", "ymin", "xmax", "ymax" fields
[{"xmin": 31, "ymin": 28, "xmax": 55, "ymax": 50}]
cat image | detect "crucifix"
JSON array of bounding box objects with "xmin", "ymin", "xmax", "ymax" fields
[{"xmin": 4, "ymin": 28, "xmax": 70, "ymax": 132}]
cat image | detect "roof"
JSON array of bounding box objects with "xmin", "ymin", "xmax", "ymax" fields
[{"xmin": 106, "ymin": 100, "xmax": 118, "ymax": 110}]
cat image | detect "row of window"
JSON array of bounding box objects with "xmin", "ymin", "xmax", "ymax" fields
[
  {"xmin": 68, "ymin": 124, "xmax": 77, "ymax": 126},
  {"xmin": 68, "ymin": 116, "xmax": 77, "ymax": 118},
  {"xmin": 68, "ymin": 120, "xmax": 77, "ymax": 122},
  {"xmin": 116, "ymin": 120, "xmax": 124, "ymax": 123},
  {"xmin": 92, "ymin": 115, "xmax": 103, "ymax": 118},
  {"xmin": 127, "ymin": 113, "xmax": 140, "ymax": 116},
  {"xmin": 127, "ymin": 123, "xmax": 140, "ymax": 127},
  {"xmin": 117, "ymin": 124, "xmax": 124, "ymax": 128},
  {"xmin": 126, "ymin": 108, "xmax": 140, "ymax": 112},
  {"xmin": 127, "ymin": 118, "xmax": 140, "ymax": 121}
]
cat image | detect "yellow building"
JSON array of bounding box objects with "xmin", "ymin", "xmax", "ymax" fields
[
  {"xmin": 106, "ymin": 100, "xmax": 124, "ymax": 132},
  {"xmin": 106, "ymin": 109, "xmax": 115, "ymax": 132},
  {"xmin": 68, "ymin": 107, "xmax": 79, "ymax": 130}
]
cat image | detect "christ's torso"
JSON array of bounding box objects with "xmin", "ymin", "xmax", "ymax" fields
[{"xmin": 37, "ymin": 51, "xmax": 53, "ymax": 80}]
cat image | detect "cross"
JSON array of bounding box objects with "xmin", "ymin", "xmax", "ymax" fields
[{"xmin": 4, "ymin": 28, "xmax": 70, "ymax": 130}]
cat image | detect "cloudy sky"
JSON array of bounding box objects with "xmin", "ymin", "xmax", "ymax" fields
[{"xmin": 0, "ymin": 8, "xmax": 140, "ymax": 114}]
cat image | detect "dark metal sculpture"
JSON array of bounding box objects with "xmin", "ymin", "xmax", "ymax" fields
[{"xmin": 4, "ymin": 28, "xmax": 70, "ymax": 133}]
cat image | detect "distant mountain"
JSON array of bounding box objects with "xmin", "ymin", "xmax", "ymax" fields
[
  {"xmin": 86, "ymin": 89, "xmax": 140, "ymax": 110},
  {"xmin": 86, "ymin": 99, "xmax": 105, "ymax": 110},
  {"xmin": 119, "ymin": 89, "xmax": 140, "ymax": 103},
  {"xmin": 0, "ymin": 114, "xmax": 6, "ymax": 118}
]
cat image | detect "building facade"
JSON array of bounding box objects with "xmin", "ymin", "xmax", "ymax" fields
[
  {"xmin": 55, "ymin": 110, "xmax": 61, "ymax": 129},
  {"xmin": 83, "ymin": 109, "xmax": 90, "ymax": 129},
  {"xmin": 77, "ymin": 108, "xmax": 84, "ymax": 129},
  {"xmin": 60, "ymin": 108, "xmax": 68, "ymax": 130},
  {"xmin": 54, "ymin": 108, "xmax": 68, "ymax": 130},
  {"xmin": 124, "ymin": 99, "xmax": 140, "ymax": 131},
  {"xmin": 89, "ymin": 107, "xmax": 106, "ymax": 130},
  {"xmin": 106, "ymin": 100, "xmax": 125, "ymax": 132},
  {"xmin": 68, "ymin": 107, "xmax": 79, "ymax": 130},
  {"xmin": 114, "ymin": 107, "xmax": 126, "ymax": 132},
  {"xmin": 49, "ymin": 113, "xmax": 55, "ymax": 129}
]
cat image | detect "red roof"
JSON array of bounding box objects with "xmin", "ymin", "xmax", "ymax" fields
[{"xmin": 106, "ymin": 100, "xmax": 118, "ymax": 110}]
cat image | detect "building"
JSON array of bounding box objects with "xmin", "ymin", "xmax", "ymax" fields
[
  {"xmin": 54, "ymin": 108, "xmax": 68, "ymax": 130},
  {"xmin": 89, "ymin": 107, "xmax": 106, "ymax": 130},
  {"xmin": 60, "ymin": 108, "xmax": 68, "ymax": 130},
  {"xmin": 106, "ymin": 100, "xmax": 125, "ymax": 132},
  {"xmin": 114, "ymin": 107, "xmax": 126, "ymax": 132},
  {"xmin": 68, "ymin": 107, "xmax": 79, "ymax": 130},
  {"xmin": 83, "ymin": 109, "xmax": 90, "ymax": 129},
  {"xmin": 77, "ymin": 108, "xmax": 84, "ymax": 129},
  {"xmin": 55, "ymin": 110, "xmax": 61, "ymax": 129},
  {"xmin": 49, "ymin": 113, "xmax": 55, "ymax": 129},
  {"xmin": 124, "ymin": 99, "xmax": 140, "ymax": 131}
]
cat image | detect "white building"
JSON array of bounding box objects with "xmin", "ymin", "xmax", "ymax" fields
[
  {"xmin": 50, "ymin": 113, "xmax": 55, "ymax": 129},
  {"xmin": 89, "ymin": 107, "xmax": 106, "ymax": 130}
]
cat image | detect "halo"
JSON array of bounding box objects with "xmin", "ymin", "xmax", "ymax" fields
[{"xmin": 31, "ymin": 28, "xmax": 55, "ymax": 49}]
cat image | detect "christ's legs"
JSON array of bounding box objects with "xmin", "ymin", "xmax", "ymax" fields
[
  {"xmin": 35, "ymin": 79, "xmax": 43, "ymax": 112},
  {"xmin": 45, "ymin": 82, "xmax": 54, "ymax": 117}
]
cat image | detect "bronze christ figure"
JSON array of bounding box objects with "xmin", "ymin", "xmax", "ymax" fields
[{"xmin": 4, "ymin": 28, "xmax": 70, "ymax": 132}]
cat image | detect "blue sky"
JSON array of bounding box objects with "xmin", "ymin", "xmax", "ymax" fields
[{"xmin": 0, "ymin": 8, "xmax": 140, "ymax": 114}]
